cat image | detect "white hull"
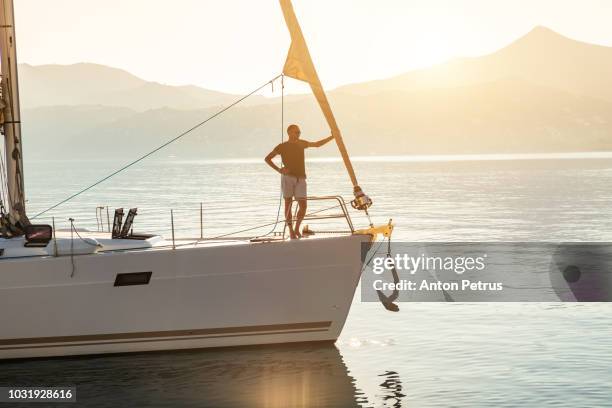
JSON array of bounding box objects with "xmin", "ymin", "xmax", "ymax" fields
[{"xmin": 0, "ymin": 234, "xmax": 370, "ymax": 359}]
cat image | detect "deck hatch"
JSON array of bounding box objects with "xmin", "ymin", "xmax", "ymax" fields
[{"xmin": 114, "ymin": 271, "xmax": 152, "ymax": 287}]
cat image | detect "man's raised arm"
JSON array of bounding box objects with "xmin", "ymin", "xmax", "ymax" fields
[{"xmin": 306, "ymin": 135, "xmax": 334, "ymax": 148}]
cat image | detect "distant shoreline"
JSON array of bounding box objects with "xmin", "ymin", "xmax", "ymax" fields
[{"xmin": 24, "ymin": 152, "xmax": 612, "ymax": 165}]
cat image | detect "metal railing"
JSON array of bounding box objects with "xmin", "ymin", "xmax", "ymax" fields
[
  {"xmin": 282, "ymin": 195, "xmax": 355, "ymax": 238},
  {"xmin": 86, "ymin": 195, "xmax": 355, "ymax": 247}
]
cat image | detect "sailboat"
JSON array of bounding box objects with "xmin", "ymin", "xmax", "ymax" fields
[{"xmin": 0, "ymin": 0, "xmax": 392, "ymax": 358}]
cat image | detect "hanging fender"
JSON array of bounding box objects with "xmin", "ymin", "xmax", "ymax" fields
[{"xmin": 376, "ymin": 236, "xmax": 400, "ymax": 312}]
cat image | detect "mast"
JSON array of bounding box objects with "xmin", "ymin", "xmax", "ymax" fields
[
  {"xmin": 279, "ymin": 0, "xmax": 372, "ymax": 210},
  {"xmin": 0, "ymin": 0, "xmax": 28, "ymax": 235}
]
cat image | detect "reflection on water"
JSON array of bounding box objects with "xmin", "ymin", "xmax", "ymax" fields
[
  {"xmin": 377, "ymin": 371, "xmax": 405, "ymax": 408},
  {"xmin": 0, "ymin": 344, "xmax": 363, "ymax": 408}
]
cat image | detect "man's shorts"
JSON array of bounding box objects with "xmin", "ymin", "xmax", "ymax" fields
[{"xmin": 281, "ymin": 175, "xmax": 307, "ymax": 199}]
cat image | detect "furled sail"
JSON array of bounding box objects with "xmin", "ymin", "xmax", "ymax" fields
[
  {"xmin": 0, "ymin": 0, "xmax": 29, "ymax": 236},
  {"xmin": 279, "ymin": 0, "xmax": 371, "ymax": 209}
]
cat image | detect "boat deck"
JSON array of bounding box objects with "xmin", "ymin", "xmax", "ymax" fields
[
  {"xmin": 0, "ymin": 229, "xmax": 354, "ymax": 260},
  {"xmin": 1, "ymin": 196, "xmax": 365, "ymax": 259}
]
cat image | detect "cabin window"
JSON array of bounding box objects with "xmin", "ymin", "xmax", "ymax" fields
[{"xmin": 114, "ymin": 271, "xmax": 152, "ymax": 287}]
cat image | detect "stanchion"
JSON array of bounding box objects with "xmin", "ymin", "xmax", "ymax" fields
[
  {"xmin": 171, "ymin": 210, "xmax": 176, "ymax": 250},
  {"xmin": 200, "ymin": 202, "xmax": 203, "ymax": 239}
]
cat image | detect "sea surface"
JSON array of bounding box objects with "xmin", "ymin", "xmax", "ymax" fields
[{"xmin": 2, "ymin": 153, "xmax": 612, "ymax": 407}]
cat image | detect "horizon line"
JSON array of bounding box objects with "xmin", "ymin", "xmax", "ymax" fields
[{"xmin": 25, "ymin": 152, "xmax": 612, "ymax": 165}]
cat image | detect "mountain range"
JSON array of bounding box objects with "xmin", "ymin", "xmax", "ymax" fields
[{"xmin": 18, "ymin": 26, "xmax": 612, "ymax": 159}]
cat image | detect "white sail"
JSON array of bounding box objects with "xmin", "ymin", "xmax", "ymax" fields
[
  {"xmin": 279, "ymin": 0, "xmax": 361, "ymax": 191},
  {"xmin": 0, "ymin": 0, "xmax": 28, "ymax": 235}
]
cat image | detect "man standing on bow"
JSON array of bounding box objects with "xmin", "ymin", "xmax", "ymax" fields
[{"xmin": 265, "ymin": 124, "xmax": 334, "ymax": 239}]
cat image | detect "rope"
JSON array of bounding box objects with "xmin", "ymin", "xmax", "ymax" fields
[
  {"xmin": 361, "ymin": 235, "xmax": 400, "ymax": 312},
  {"xmin": 2, "ymin": 57, "xmax": 29, "ymax": 224},
  {"xmin": 70, "ymin": 220, "xmax": 101, "ymax": 247},
  {"xmin": 31, "ymin": 74, "xmax": 283, "ymax": 220},
  {"xmin": 0, "ymin": 87, "xmax": 10, "ymax": 212},
  {"xmin": 0, "ymin": 139, "xmax": 8, "ymax": 212},
  {"xmin": 362, "ymin": 236, "xmax": 387, "ymax": 272},
  {"xmin": 257, "ymin": 74, "xmax": 285, "ymax": 239},
  {"xmin": 69, "ymin": 218, "xmax": 75, "ymax": 278}
]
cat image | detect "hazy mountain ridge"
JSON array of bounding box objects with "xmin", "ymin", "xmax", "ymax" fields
[
  {"xmin": 339, "ymin": 26, "xmax": 612, "ymax": 101},
  {"xmin": 19, "ymin": 27, "xmax": 612, "ymax": 159},
  {"xmin": 23, "ymin": 77, "xmax": 612, "ymax": 159},
  {"xmin": 19, "ymin": 62, "xmax": 269, "ymax": 111}
]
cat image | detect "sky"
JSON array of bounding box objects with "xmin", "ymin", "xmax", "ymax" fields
[{"xmin": 13, "ymin": 0, "xmax": 612, "ymax": 94}]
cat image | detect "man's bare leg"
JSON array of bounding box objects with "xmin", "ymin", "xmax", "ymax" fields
[
  {"xmin": 284, "ymin": 198, "xmax": 297, "ymax": 239},
  {"xmin": 294, "ymin": 199, "xmax": 307, "ymax": 238}
]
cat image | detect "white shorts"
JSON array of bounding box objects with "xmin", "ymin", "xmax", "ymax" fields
[{"xmin": 281, "ymin": 175, "xmax": 307, "ymax": 199}]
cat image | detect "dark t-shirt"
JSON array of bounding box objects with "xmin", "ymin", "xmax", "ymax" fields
[{"xmin": 274, "ymin": 140, "xmax": 308, "ymax": 178}]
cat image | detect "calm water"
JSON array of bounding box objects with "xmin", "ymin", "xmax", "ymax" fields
[{"xmin": 2, "ymin": 155, "xmax": 612, "ymax": 407}]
